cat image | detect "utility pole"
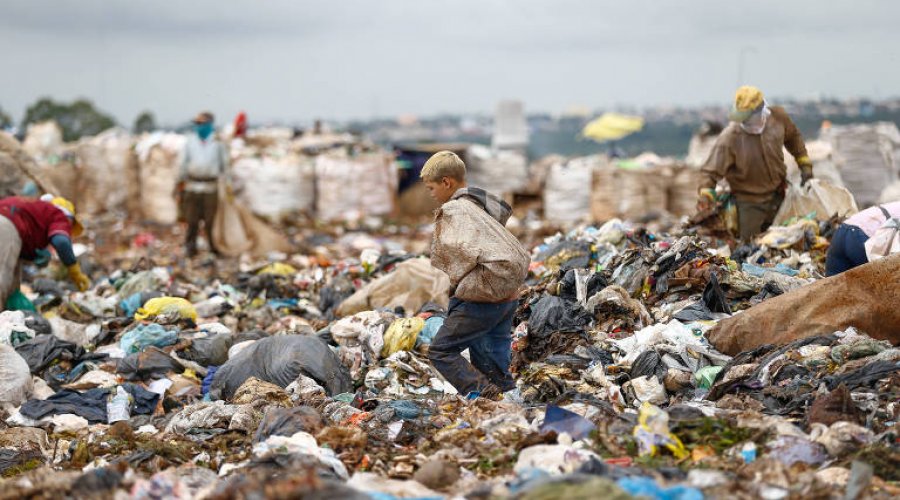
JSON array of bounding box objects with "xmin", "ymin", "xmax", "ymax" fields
[{"xmin": 737, "ymin": 46, "xmax": 758, "ymax": 87}]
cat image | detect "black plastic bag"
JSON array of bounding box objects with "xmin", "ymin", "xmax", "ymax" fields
[
  {"xmin": 528, "ymin": 295, "xmax": 593, "ymax": 339},
  {"xmin": 702, "ymin": 272, "xmax": 732, "ymax": 314},
  {"xmin": 15, "ymin": 335, "xmax": 82, "ymax": 374},
  {"xmin": 209, "ymin": 335, "xmax": 352, "ymax": 401},
  {"xmin": 179, "ymin": 333, "xmax": 234, "ymax": 367},
  {"xmin": 117, "ymin": 347, "xmax": 185, "ymax": 381}
]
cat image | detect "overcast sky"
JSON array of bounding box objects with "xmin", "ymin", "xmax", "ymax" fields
[{"xmin": 2, "ymin": 1, "xmax": 898, "ymax": 126}]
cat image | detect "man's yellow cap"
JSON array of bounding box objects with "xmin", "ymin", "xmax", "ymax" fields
[{"xmin": 729, "ymin": 86, "xmax": 765, "ymax": 122}]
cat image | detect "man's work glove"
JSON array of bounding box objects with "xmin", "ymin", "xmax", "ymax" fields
[
  {"xmin": 224, "ymin": 183, "xmax": 235, "ymax": 202},
  {"xmin": 174, "ymin": 181, "xmax": 186, "ymax": 198},
  {"xmin": 67, "ymin": 263, "xmax": 90, "ymax": 292},
  {"xmin": 697, "ymin": 188, "xmax": 716, "ymax": 212},
  {"xmin": 800, "ymin": 164, "xmax": 814, "ymax": 186}
]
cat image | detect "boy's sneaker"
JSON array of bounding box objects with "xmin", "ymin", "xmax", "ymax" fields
[{"xmin": 477, "ymin": 384, "xmax": 503, "ymax": 401}]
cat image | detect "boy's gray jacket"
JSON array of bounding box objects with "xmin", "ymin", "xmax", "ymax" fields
[{"xmin": 431, "ymin": 188, "xmax": 530, "ymax": 303}]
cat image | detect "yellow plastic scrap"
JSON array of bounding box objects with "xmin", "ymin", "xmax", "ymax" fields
[
  {"xmin": 134, "ymin": 297, "xmax": 198, "ymax": 323},
  {"xmin": 632, "ymin": 402, "xmax": 689, "ymax": 460},
  {"xmin": 381, "ymin": 317, "xmax": 425, "ymax": 357},
  {"xmin": 256, "ymin": 263, "xmax": 297, "ymax": 276},
  {"xmin": 757, "ymin": 219, "xmax": 819, "ymax": 249}
]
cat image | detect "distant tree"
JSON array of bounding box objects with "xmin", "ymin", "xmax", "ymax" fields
[
  {"xmin": 0, "ymin": 107, "xmax": 11, "ymax": 129},
  {"xmin": 22, "ymin": 97, "xmax": 116, "ymax": 142},
  {"xmin": 133, "ymin": 111, "xmax": 157, "ymax": 134}
]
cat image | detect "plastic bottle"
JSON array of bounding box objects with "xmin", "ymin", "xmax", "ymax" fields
[
  {"xmin": 741, "ymin": 442, "xmax": 757, "ymax": 463},
  {"xmin": 107, "ymin": 386, "xmax": 132, "ymax": 423}
]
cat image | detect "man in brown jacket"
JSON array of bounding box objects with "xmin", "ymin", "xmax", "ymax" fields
[{"xmin": 699, "ymin": 86, "xmax": 813, "ymax": 241}]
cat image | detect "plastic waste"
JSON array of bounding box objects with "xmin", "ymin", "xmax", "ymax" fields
[
  {"xmin": 256, "ymin": 262, "xmax": 297, "ymax": 276},
  {"xmin": 742, "ymin": 262, "xmax": 799, "ymax": 278},
  {"xmin": 5, "ymin": 289, "xmax": 36, "ymax": 312},
  {"xmin": 694, "ymin": 366, "xmax": 723, "ymax": 389},
  {"xmin": 632, "ymin": 402, "xmax": 689, "ymax": 459},
  {"xmin": 616, "ymin": 476, "xmax": 704, "ymax": 500},
  {"xmin": 767, "ymin": 435, "xmax": 829, "ymax": 466},
  {"xmin": 630, "ymin": 376, "xmax": 668, "ymax": 405},
  {"xmin": 539, "ymin": 405, "xmax": 596, "ymax": 440},
  {"xmin": 120, "ymin": 323, "xmax": 178, "ymax": 354},
  {"xmin": 0, "ymin": 344, "xmax": 33, "ymax": 409},
  {"xmin": 107, "ymin": 386, "xmax": 132, "ymax": 423},
  {"xmin": 134, "ymin": 297, "xmax": 197, "ymax": 324},
  {"xmin": 513, "ymin": 444, "xmax": 602, "ymax": 476},
  {"xmin": 254, "ymin": 406, "xmax": 323, "ymax": 443},
  {"xmin": 381, "ymin": 317, "xmax": 424, "ymax": 357},
  {"xmin": 210, "ymin": 335, "xmax": 352, "ymax": 400},
  {"xmin": 252, "ymin": 431, "xmax": 349, "ymax": 480},
  {"xmin": 415, "ymin": 316, "xmax": 444, "ymax": 347},
  {"xmin": 740, "ymin": 442, "xmax": 757, "ymax": 463},
  {"xmin": 0, "ymin": 310, "xmax": 36, "ymax": 346}
]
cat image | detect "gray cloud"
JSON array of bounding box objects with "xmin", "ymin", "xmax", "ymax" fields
[{"xmin": 1, "ymin": 0, "xmax": 898, "ymax": 126}]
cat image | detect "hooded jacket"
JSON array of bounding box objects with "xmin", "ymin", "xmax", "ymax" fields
[{"xmin": 430, "ymin": 187, "xmax": 529, "ymax": 303}]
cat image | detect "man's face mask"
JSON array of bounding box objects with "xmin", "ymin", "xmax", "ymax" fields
[
  {"xmin": 195, "ymin": 122, "xmax": 214, "ymax": 140},
  {"xmin": 740, "ymin": 104, "xmax": 770, "ymax": 135}
]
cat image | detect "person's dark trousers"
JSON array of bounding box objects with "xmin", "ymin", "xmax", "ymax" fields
[
  {"xmin": 428, "ymin": 298, "xmax": 518, "ymax": 396},
  {"xmin": 736, "ymin": 191, "xmax": 784, "ymax": 242},
  {"xmin": 825, "ymin": 224, "xmax": 869, "ymax": 276},
  {"xmin": 183, "ymin": 190, "xmax": 219, "ymax": 256}
]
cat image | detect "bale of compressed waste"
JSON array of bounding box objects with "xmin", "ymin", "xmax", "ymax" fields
[
  {"xmin": 708, "ymin": 254, "xmax": 900, "ymax": 355},
  {"xmin": 209, "ymin": 335, "xmax": 352, "ymax": 400}
]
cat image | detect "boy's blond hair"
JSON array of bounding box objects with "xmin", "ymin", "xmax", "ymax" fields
[{"xmin": 420, "ymin": 150, "xmax": 466, "ymax": 182}]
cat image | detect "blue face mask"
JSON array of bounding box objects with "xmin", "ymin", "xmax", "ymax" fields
[{"xmin": 195, "ymin": 123, "xmax": 214, "ymax": 140}]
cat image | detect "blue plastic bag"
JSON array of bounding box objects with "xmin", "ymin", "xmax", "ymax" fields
[
  {"xmin": 120, "ymin": 323, "xmax": 178, "ymax": 354},
  {"xmin": 416, "ymin": 315, "xmax": 444, "ymax": 347},
  {"xmin": 616, "ymin": 476, "xmax": 704, "ymax": 500},
  {"xmin": 540, "ymin": 405, "xmax": 596, "ymax": 440}
]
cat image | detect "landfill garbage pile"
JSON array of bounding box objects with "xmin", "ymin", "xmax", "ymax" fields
[{"xmin": 0, "ymin": 213, "xmax": 897, "ymax": 500}]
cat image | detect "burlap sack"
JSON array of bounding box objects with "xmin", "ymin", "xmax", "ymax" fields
[{"xmin": 708, "ymin": 253, "xmax": 900, "ymax": 355}]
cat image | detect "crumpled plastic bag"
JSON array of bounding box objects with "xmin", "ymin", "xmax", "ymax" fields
[
  {"xmin": 773, "ymin": 179, "xmax": 858, "ymax": 225},
  {"xmin": 117, "ymin": 267, "xmax": 171, "ymax": 298},
  {"xmin": 134, "ymin": 297, "xmax": 197, "ymax": 324},
  {"xmin": 756, "ymin": 219, "xmax": 823, "ymax": 249},
  {"xmin": 120, "ymin": 323, "xmax": 178, "ymax": 354},
  {"xmin": 331, "ymin": 311, "xmax": 393, "ymax": 379},
  {"xmin": 416, "ymin": 316, "xmax": 444, "ymax": 347},
  {"xmin": 0, "ymin": 344, "xmax": 33, "ymax": 409},
  {"xmin": 632, "ymin": 402, "xmax": 688, "ymax": 459},
  {"xmin": 628, "ymin": 376, "xmax": 668, "ymax": 405},
  {"xmin": 381, "ymin": 317, "xmax": 425, "ymax": 357},
  {"xmin": 164, "ymin": 400, "xmax": 240, "ymax": 434},
  {"xmin": 0, "ymin": 310, "xmax": 36, "ymax": 346},
  {"xmin": 252, "ymin": 431, "xmax": 349, "ymax": 480}
]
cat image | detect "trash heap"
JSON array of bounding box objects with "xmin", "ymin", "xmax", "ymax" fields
[{"xmin": 0, "ymin": 215, "xmax": 898, "ymax": 500}]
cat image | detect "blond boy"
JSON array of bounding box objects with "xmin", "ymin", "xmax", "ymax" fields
[{"xmin": 421, "ymin": 151, "xmax": 529, "ymax": 398}]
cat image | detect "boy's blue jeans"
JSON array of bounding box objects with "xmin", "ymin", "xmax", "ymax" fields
[{"xmin": 428, "ymin": 297, "xmax": 517, "ymax": 395}]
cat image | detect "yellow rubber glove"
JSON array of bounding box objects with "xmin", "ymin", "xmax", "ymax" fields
[{"xmin": 67, "ymin": 263, "xmax": 90, "ymax": 292}]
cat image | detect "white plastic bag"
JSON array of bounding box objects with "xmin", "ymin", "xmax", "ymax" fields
[
  {"xmin": 864, "ymin": 216, "xmax": 900, "ymax": 262},
  {"xmin": 0, "ymin": 344, "xmax": 33, "ymax": 409},
  {"xmin": 774, "ymin": 179, "xmax": 859, "ymax": 225}
]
